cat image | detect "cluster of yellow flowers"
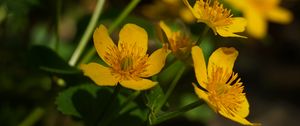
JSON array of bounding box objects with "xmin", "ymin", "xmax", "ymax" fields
[{"xmin": 80, "ymin": 0, "xmax": 292, "ymax": 125}]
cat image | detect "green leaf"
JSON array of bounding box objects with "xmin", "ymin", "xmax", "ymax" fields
[
  {"xmin": 111, "ymin": 113, "xmax": 146, "ymax": 126},
  {"xmin": 110, "ymin": 102, "xmax": 148, "ymax": 126},
  {"xmin": 199, "ymin": 37, "xmax": 214, "ymax": 61},
  {"xmin": 158, "ymin": 60, "xmax": 185, "ymax": 86},
  {"xmin": 56, "ymin": 84, "xmax": 120, "ymax": 126},
  {"xmin": 180, "ymin": 93, "xmax": 214, "ymax": 123},
  {"xmin": 144, "ymin": 85, "xmax": 166, "ymax": 124},
  {"xmin": 144, "ymin": 85, "xmax": 165, "ymax": 112},
  {"xmin": 56, "ymin": 84, "xmax": 147, "ymax": 126},
  {"xmin": 56, "ymin": 84, "xmax": 102, "ymax": 117},
  {"xmin": 28, "ymin": 45, "xmax": 79, "ymax": 74}
]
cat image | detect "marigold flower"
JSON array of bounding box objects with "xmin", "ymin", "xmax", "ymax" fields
[
  {"xmin": 191, "ymin": 46, "xmax": 257, "ymax": 125},
  {"xmin": 159, "ymin": 21, "xmax": 194, "ymax": 60},
  {"xmin": 80, "ymin": 24, "xmax": 170, "ymax": 90},
  {"xmin": 183, "ymin": 0, "xmax": 247, "ymax": 38},
  {"xmin": 225, "ymin": 0, "xmax": 293, "ymax": 39}
]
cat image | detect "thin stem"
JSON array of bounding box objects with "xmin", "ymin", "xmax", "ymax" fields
[
  {"xmin": 156, "ymin": 65, "xmax": 186, "ymax": 112},
  {"xmin": 18, "ymin": 107, "xmax": 45, "ymax": 126},
  {"xmin": 79, "ymin": 46, "xmax": 97, "ymax": 65},
  {"xmin": 78, "ymin": 0, "xmax": 141, "ymax": 65},
  {"xmin": 54, "ymin": 0, "xmax": 61, "ymax": 51},
  {"xmin": 96, "ymin": 85, "xmax": 121, "ymax": 126},
  {"xmin": 151, "ymin": 100, "xmax": 204, "ymax": 125},
  {"xmin": 107, "ymin": 0, "xmax": 140, "ymax": 33},
  {"xmin": 98, "ymin": 89, "xmax": 140, "ymax": 126},
  {"xmin": 119, "ymin": 91, "xmax": 141, "ymax": 115},
  {"xmin": 68, "ymin": 0, "xmax": 106, "ymax": 66},
  {"xmin": 196, "ymin": 26, "xmax": 210, "ymax": 46},
  {"xmin": 99, "ymin": 91, "xmax": 141, "ymax": 126}
]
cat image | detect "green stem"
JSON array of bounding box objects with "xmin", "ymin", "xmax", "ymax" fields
[
  {"xmin": 97, "ymin": 85, "xmax": 121, "ymax": 126},
  {"xmin": 151, "ymin": 100, "xmax": 204, "ymax": 125},
  {"xmin": 79, "ymin": 46, "xmax": 97, "ymax": 65},
  {"xmin": 107, "ymin": 0, "xmax": 140, "ymax": 33},
  {"xmin": 68, "ymin": 0, "xmax": 106, "ymax": 66},
  {"xmin": 98, "ymin": 89, "xmax": 140, "ymax": 126},
  {"xmin": 99, "ymin": 91, "xmax": 141, "ymax": 126},
  {"xmin": 156, "ymin": 65, "xmax": 186, "ymax": 112},
  {"xmin": 18, "ymin": 107, "xmax": 45, "ymax": 126},
  {"xmin": 196, "ymin": 26, "xmax": 210, "ymax": 46},
  {"xmin": 78, "ymin": 0, "xmax": 141, "ymax": 65},
  {"xmin": 54, "ymin": 0, "xmax": 61, "ymax": 51},
  {"xmin": 119, "ymin": 91, "xmax": 141, "ymax": 115}
]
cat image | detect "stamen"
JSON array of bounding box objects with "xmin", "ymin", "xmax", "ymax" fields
[
  {"xmin": 207, "ymin": 65, "xmax": 245, "ymax": 115},
  {"xmin": 195, "ymin": 0, "xmax": 233, "ymax": 32},
  {"xmin": 120, "ymin": 57, "xmax": 133, "ymax": 71},
  {"xmin": 103, "ymin": 42, "xmax": 149, "ymax": 81},
  {"xmin": 168, "ymin": 32, "xmax": 192, "ymax": 59}
]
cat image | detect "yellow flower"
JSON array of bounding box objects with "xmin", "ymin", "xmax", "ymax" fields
[
  {"xmin": 80, "ymin": 24, "xmax": 170, "ymax": 91},
  {"xmin": 191, "ymin": 46, "xmax": 257, "ymax": 125},
  {"xmin": 225, "ymin": 0, "xmax": 293, "ymax": 39},
  {"xmin": 183, "ymin": 0, "xmax": 247, "ymax": 38},
  {"xmin": 159, "ymin": 21, "xmax": 194, "ymax": 60},
  {"xmin": 141, "ymin": 0, "xmax": 195, "ymax": 23}
]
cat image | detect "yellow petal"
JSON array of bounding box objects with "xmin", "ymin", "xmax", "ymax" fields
[
  {"xmin": 163, "ymin": 0, "xmax": 179, "ymax": 5},
  {"xmin": 193, "ymin": 83, "xmax": 219, "ymax": 113},
  {"xmin": 120, "ymin": 79, "xmax": 157, "ymax": 90},
  {"xmin": 225, "ymin": 0, "xmax": 247, "ymax": 10},
  {"xmin": 268, "ymin": 0, "xmax": 280, "ymax": 6},
  {"xmin": 183, "ymin": 0, "xmax": 200, "ymax": 19},
  {"xmin": 141, "ymin": 48, "xmax": 170, "ymax": 77},
  {"xmin": 118, "ymin": 24, "xmax": 148, "ymax": 55},
  {"xmin": 267, "ymin": 7, "xmax": 293, "ymax": 24},
  {"xmin": 193, "ymin": 83, "xmax": 209, "ymax": 102},
  {"xmin": 216, "ymin": 17, "xmax": 247, "ymax": 38},
  {"xmin": 179, "ymin": 8, "xmax": 196, "ymax": 23},
  {"xmin": 80, "ymin": 63, "xmax": 118, "ymax": 86},
  {"xmin": 159, "ymin": 21, "xmax": 173, "ymax": 40},
  {"xmin": 218, "ymin": 108, "xmax": 254, "ymax": 125},
  {"xmin": 237, "ymin": 96, "xmax": 250, "ymax": 118},
  {"xmin": 245, "ymin": 9, "xmax": 267, "ymax": 39},
  {"xmin": 208, "ymin": 47, "xmax": 238, "ymax": 77},
  {"xmin": 93, "ymin": 25, "xmax": 116, "ymax": 65},
  {"xmin": 191, "ymin": 46, "xmax": 208, "ymax": 89}
]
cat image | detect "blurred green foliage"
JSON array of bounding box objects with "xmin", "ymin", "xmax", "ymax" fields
[{"xmin": 1, "ymin": 0, "xmax": 299, "ymax": 126}]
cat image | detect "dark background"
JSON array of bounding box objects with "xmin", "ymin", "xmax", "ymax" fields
[{"xmin": 1, "ymin": 0, "xmax": 300, "ymax": 126}]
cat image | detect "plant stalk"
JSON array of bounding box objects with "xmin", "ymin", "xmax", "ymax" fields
[
  {"xmin": 151, "ymin": 100, "xmax": 204, "ymax": 125},
  {"xmin": 68, "ymin": 0, "xmax": 106, "ymax": 66}
]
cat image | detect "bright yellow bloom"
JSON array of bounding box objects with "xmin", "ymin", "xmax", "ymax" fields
[
  {"xmin": 183, "ymin": 0, "xmax": 247, "ymax": 38},
  {"xmin": 225, "ymin": 0, "xmax": 293, "ymax": 39},
  {"xmin": 141, "ymin": 0, "xmax": 195, "ymax": 23},
  {"xmin": 80, "ymin": 24, "xmax": 170, "ymax": 91},
  {"xmin": 191, "ymin": 46, "xmax": 257, "ymax": 125},
  {"xmin": 159, "ymin": 21, "xmax": 194, "ymax": 60}
]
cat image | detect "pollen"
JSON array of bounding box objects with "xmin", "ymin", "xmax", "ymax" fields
[
  {"xmin": 103, "ymin": 42, "xmax": 149, "ymax": 81},
  {"xmin": 206, "ymin": 66, "xmax": 245, "ymax": 116},
  {"xmin": 195, "ymin": 0, "xmax": 233, "ymax": 33}
]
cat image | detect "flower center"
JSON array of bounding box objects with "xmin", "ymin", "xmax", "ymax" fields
[
  {"xmin": 104, "ymin": 43, "xmax": 149, "ymax": 81},
  {"xmin": 169, "ymin": 32, "xmax": 193, "ymax": 59},
  {"xmin": 120, "ymin": 56, "xmax": 133, "ymax": 71},
  {"xmin": 195, "ymin": 0, "xmax": 232, "ymax": 31},
  {"xmin": 207, "ymin": 66, "xmax": 245, "ymax": 116}
]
